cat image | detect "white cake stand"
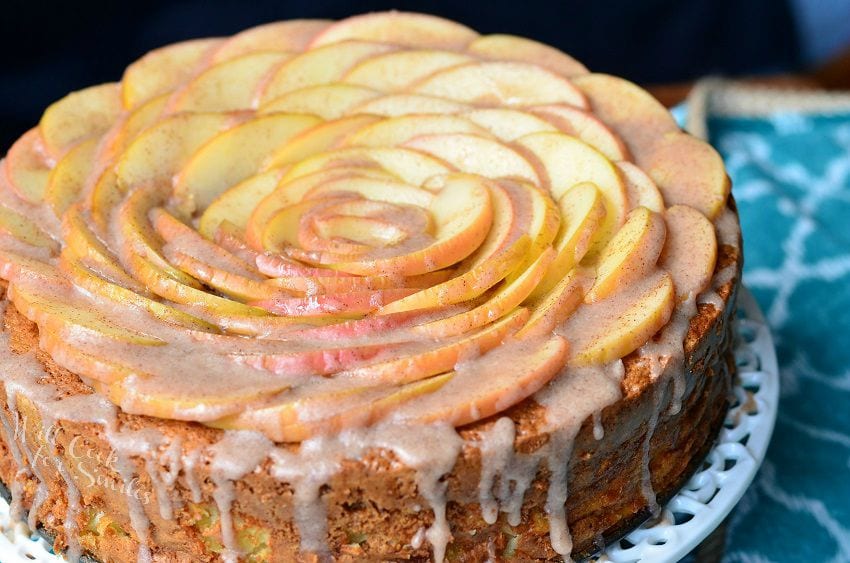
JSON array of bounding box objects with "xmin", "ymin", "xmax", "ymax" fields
[{"xmin": 0, "ymin": 288, "xmax": 779, "ymax": 563}]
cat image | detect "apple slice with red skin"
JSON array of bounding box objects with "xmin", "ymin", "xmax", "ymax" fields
[
  {"xmin": 267, "ymin": 269, "xmax": 450, "ymax": 296},
  {"xmin": 172, "ymin": 112, "xmax": 321, "ymax": 215},
  {"xmin": 466, "ymin": 34, "xmax": 588, "ymax": 76},
  {"xmin": 390, "ymin": 334, "xmax": 569, "ymax": 427},
  {"xmin": 258, "ymin": 83, "xmax": 381, "ymax": 119},
  {"xmin": 413, "ymin": 61, "xmax": 588, "ymax": 108},
  {"xmin": 59, "ymin": 256, "xmax": 217, "ymax": 332},
  {"xmin": 404, "ymin": 133, "xmax": 540, "ymax": 185},
  {"xmin": 616, "ymin": 161, "xmax": 664, "ymax": 213},
  {"xmin": 198, "ymin": 168, "xmax": 286, "ymax": 240},
  {"xmin": 308, "ymin": 173, "xmax": 493, "ymax": 276},
  {"xmin": 585, "ymin": 206, "xmax": 667, "ymax": 303},
  {"xmin": 571, "ymin": 73, "xmax": 679, "ymax": 165},
  {"xmin": 344, "ymin": 114, "xmax": 488, "ymax": 148},
  {"xmin": 462, "ymin": 108, "xmax": 557, "ymax": 141},
  {"xmin": 210, "ymin": 20, "xmax": 331, "ymax": 63},
  {"xmin": 39, "ymin": 82, "xmax": 122, "ymax": 160},
  {"xmin": 645, "ymin": 131, "xmax": 731, "ymax": 220},
  {"xmin": 352, "ymin": 94, "xmax": 471, "ymax": 117},
  {"xmin": 44, "ymin": 137, "xmax": 98, "ymax": 217},
  {"xmin": 343, "ymin": 49, "xmax": 475, "ymax": 92},
  {"xmin": 564, "ymin": 270, "xmax": 675, "ymax": 366},
  {"xmin": 659, "ymin": 205, "xmax": 718, "ymax": 301},
  {"xmin": 230, "ymin": 341, "xmax": 390, "ymax": 376},
  {"xmin": 262, "ymin": 113, "xmax": 380, "ymax": 171},
  {"xmin": 3, "ymin": 129, "xmax": 51, "ymax": 204},
  {"xmin": 167, "ymin": 51, "xmax": 292, "ymax": 113},
  {"xmin": 121, "ymin": 38, "xmax": 223, "ymax": 109},
  {"xmin": 517, "ymin": 269, "xmax": 588, "ymax": 339},
  {"xmin": 258, "ymin": 40, "xmax": 398, "ymax": 104},
  {"xmin": 411, "ymin": 246, "xmax": 555, "ymax": 338},
  {"xmin": 251, "ymin": 287, "xmax": 419, "ymax": 316},
  {"xmin": 309, "ymin": 12, "xmax": 478, "ymax": 50},
  {"xmin": 530, "ymin": 104, "xmax": 629, "ymax": 161},
  {"xmin": 342, "ymin": 308, "xmax": 528, "ymax": 385}
]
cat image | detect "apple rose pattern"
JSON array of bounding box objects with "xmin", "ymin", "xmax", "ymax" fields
[{"xmin": 0, "ymin": 13, "xmax": 739, "ymax": 562}]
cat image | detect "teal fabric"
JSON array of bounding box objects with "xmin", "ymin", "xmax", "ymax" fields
[{"xmin": 706, "ymin": 111, "xmax": 850, "ymax": 561}]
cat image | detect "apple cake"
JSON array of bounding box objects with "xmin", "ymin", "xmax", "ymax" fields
[{"xmin": 0, "ymin": 11, "xmax": 741, "ymax": 562}]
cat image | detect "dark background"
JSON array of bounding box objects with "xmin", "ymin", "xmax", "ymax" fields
[{"xmin": 0, "ymin": 0, "xmax": 804, "ymax": 152}]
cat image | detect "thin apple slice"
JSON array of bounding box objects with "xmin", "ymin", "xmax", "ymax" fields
[
  {"xmin": 343, "ymin": 49, "xmax": 474, "ymax": 91},
  {"xmin": 413, "ymin": 62, "xmax": 587, "ymax": 108},
  {"xmin": 230, "ymin": 340, "xmax": 390, "ymax": 376},
  {"xmin": 281, "ymin": 146, "xmax": 452, "ymax": 186},
  {"xmin": 113, "ymin": 112, "xmax": 232, "ymax": 190},
  {"xmin": 3, "ymin": 129, "xmax": 51, "ymax": 204},
  {"xmin": 44, "ymin": 137, "xmax": 98, "ymax": 217},
  {"xmin": 466, "ymin": 34, "xmax": 588, "ymax": 76},
  {"xmin": 165, "ymin": 250, "xmax": 283, "ymax": 302},
  {"xmin": 616, "ymin": 161, "xmax": 664, "ymax": 213},
  {"xmin": 309, "ymin": 12, "xmax": 478, "ymax": 49},
  {"xmin": 344, "ymin": 114, "xmax": 488, "ymax": 147},
  {"xmin": 168, "ymin": 51, "xmax": 292, "ymax": 112},
  {"xmin": 571, "ymin": 73, "xmax": 678, "ymax": 164},
  {"xmin": 517, "ymin": 269, "xmax": 586, "ymax": 339},
  {"xmin": 564, "ymin": 271, "xmax": 675, "ymax": 366},
  {"xmin": 412, "ymin": 247, "xmax": 555, "ymax": 338},
  {"xmin": 404, "ymin": 133, "xmax": 540, "ymax": 185},
  {"xmin": 0, "ymin": 204, "xmax": 58, "ymax": 250},
  {"xmin": 61, "ymin": 204, "xmax": 145, "ymax": 292},
  {"xmin": 39, "ymin": 83, "xmax": 122, "ymax": 160},
  {"xmin": 60, "ymin": 257, "xmax": 216, "ymax": 332},
  {"xmin": 500, "ymin": 180, "xmax": 561, "ymax": 283},
  {"xmin": 267, "ymin": 270, "xmax": 449, "ymax": 295},
  {"xmin": 380, "ymin": 236, "xmax": 531, "ymax": 314},
  {"xmin": 391, "ymin": 335, "xmax": 568, "ymax": 426},
  {"xmin": 39, "ymin": 330, "xmax": 141, "ymax": 384},
  {"xmin": 172, "ymin": 113, "xmax": 321, "ymax": 215},
  {"xmin": 530, "ymin": 182, "xmax": 606, "ymax": 299},
  {"xmin": 530, "ymin": 104, "xmax": 629, "ymax": 161},
  {"xmin": 262, "ymin": 114, "xmax": 380, "ymax": 170},
  {"xmin": 128, "ymin": 252, "xmax": 270, "ymax": 319},
  {"xmin": 304, "ymin": 175, "xmax": 434, "ymax": 207},
  {"xmin": 645, "ymin": 131, "xmax": 731, "ymax": 219},
  {"xmin": 659, "ymin": 205, "xmax": 717, "ymax": 300},
  {"xmin": 462, "ymin": 108, "xmax": 556, "ymax": 141},
  {"xmin": 252, "ymin": 288, "xmax": 418, "ymax": 316},
  {"xmin": 114, "ymin": 186, "xmax": 203, "ymax": 289},
  {"xmin": 345, "ymin": 308, "xmax": 528, "ymax": 385},
  {"xmin": 97, "ymin": 93, "xmax": 170, "ymax": 165},
  {"xmin": 258, "ymin": 40, "xmax": 397, "ymax": 104},
  {"xmin": 585, "ymin": 206, "xmax": 666, "ymax": 303},
  {"xmin": 352, "ymin": 93, "xmax": 471, "ymax": 117},
  {"xmin": 516, "ymin": 132, "xmax": 627, "ymax": 249},
  {"xmin": 102, "ymin": 373, "xmax": 288, "ymax": 422},
  {"xmin": 209, "ymin": 373, "xmax": 452, "ymax": 442},
  {"xmin": 319, "ymin": 174, "xmax": 493, "ymax": 276},
  {"xmin": 258, "ymin": 83, "xmax": 381, "ymax": 119},
  {"xmin": 11, "ymin": 285, "xmax": 164, "ymax": 346},
  {"xmin": 210, "ymin": 20, "xmax": 331, "ymax": 63},
  {"xmin": 121, "ymin": 38, "xmax": 223, "ymax": 109},
  {"xmin": 198, "ymin": 169, "xmax": 286, "ymax": 239},
  {"xmin": 246, "ymin": 167, "xmax": 397, "ymax": 249}
]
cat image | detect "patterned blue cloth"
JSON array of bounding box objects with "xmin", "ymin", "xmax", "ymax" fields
[{"xmin": 706, "ymin": 111, "xmax": 850, "ymax": 562}]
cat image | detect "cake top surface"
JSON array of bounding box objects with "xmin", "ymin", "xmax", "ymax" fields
[{"xmin": 0, "ymin": 11, "xmax": 732, "ymax": 443}]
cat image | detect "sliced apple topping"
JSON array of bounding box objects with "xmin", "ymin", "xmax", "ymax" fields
[
  {"xmin": 0, "ymin": 11, "xmax": 732, "ymax": 441},
  {"xmin": 167, "ymin": 51, "xmax": 292, "ymax": 113},
  {"xmin": 309, "ymin": 11, "xmax": 478, "ymax": 50},
  {"xmin": 39, "ymin": 83, "xmax": 122, "ymax": 160},
  {"xmin": 121, "ymin": 38, "xmax": 223, "ymax": 108},
  {"xmin": 413, "ymin": 61, "xmax": 588, "ymax": 108},
  {"xmin": 210, "ymin": 20, "xmax": 331, "ymax": 63}
]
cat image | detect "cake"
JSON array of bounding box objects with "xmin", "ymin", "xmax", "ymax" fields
[{"xmin": 0, "ymin": 11, "xmax": 741, "ymax": 562}]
